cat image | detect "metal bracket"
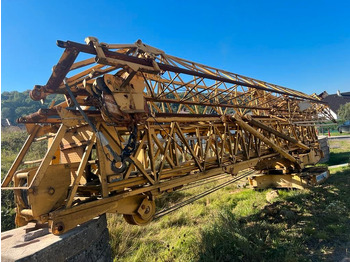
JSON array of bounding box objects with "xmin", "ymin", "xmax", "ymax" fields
[{"xmin": 86, "ymin": 37, "xmax": 161, "ymax": 73}]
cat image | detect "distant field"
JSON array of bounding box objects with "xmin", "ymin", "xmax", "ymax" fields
[
  {"xmin": 327, "ymin": 139, "xmax": 350, "ymax": 166},
  {"xmin": 319, "ymin": 130, "xmax": 349, "ymax": 137}
]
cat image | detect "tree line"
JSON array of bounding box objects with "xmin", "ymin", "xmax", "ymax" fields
[{"xmin": 1, "ymin": 90, "xmax": 64, "ymax": 125}]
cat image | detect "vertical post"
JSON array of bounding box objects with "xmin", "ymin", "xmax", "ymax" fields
[
  {"xmin": 96, "ymin": 137, "xmax": 109, "ymax": 198},
  {"xmin": 30, "ymin": 124, "xmax": 68, "ymax": 188},
  {"xmin": 2, "ymin": 125, "xmax": 41, "ymax": 187},
  {"xmin": 66, "ymin": 134, "xmax": 96, "ymax": 207}
]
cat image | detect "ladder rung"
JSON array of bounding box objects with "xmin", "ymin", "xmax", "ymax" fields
[
  {"xmin": 20, "ymin": 209, "xmax": 33, "ymax": 217},
  {"xmin": 88, "ymin": 160, "xmax": 98, "ymax": 165},
  {"xmin": 23, "ymin": 159, "xmax": 43, "ymax": 165},
  {"xmin": 34, "ymin": 135, "xmax": 55, "ymax": 142},
  {"xmin": 1, "ymin": 186, "xmax": 30, "ymax": 190},
  {"xmin": 15, "ymin": 172, "xmax": 29, "ymax": 179}
]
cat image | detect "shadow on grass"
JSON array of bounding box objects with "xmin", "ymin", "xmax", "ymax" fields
[
  {"xmin": 327, "ymin": 152, "xmax": 350, "ymax": 166},
  {"xmin": 197, "ymin": 168, "xmax": 350, "ymax": 262},
  {"xmin": 155, "ymin": 191, "xmax": 187, "ymax": 211}
]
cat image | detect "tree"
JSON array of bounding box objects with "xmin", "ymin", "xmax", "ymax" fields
[
  {"xmin": 337, "ymin": 102, "xmax": 350, "ymax": 121},
  {"xmin": 1, "ymin": 90, "xmax": 65, "ymax": 125}
]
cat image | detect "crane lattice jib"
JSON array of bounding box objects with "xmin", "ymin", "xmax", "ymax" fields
[{"xmin": 2, "ymin": 37, "xmax": 333, "ymax": 235}]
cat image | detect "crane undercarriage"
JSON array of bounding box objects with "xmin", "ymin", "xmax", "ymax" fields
[{"xmin": 2, "ymin": 37, "xmax": 333, "ymax": 235}]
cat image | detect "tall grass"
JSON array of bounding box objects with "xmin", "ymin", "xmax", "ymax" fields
[{"xmin": 108, "ymin": 166, "xmax": 350, "ymax": 261}]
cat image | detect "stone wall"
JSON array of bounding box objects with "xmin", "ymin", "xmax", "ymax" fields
[{"xmin": 1, "ymin": 215, "xmax": 112, "ymax": 262}]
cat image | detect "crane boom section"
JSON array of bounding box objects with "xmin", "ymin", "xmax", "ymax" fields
[{"xmin": 2, "ymin": 37, "xmax": 333, "ymax": 235}]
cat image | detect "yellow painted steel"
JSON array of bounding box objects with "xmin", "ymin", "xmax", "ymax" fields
[{"xmin": 1, "ymin": 37, "xmax": 334, "ymax": 235}]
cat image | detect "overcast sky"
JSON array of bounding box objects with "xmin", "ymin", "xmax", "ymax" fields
[{"xmin": 2, "ymin": 0, "xmax": 349, "ymax": 95}]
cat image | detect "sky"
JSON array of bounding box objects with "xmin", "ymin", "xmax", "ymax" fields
[{"xmin": 1, "ymin": 0, "xmax": 350, "ymax": 95}]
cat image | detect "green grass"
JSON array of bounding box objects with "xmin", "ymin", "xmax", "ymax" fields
[
  {"xmin": 1, "ymin": 128, "xmax": 27, "ymax": 231},
  {"xmin": 108, "ymin": 138, "xmax": 350, "ymax": 261},
  {"xmin": 327, "ymin": 140, "xmax": 350, "ymax": 166},
  {"xmin": 1, "ymin": 127, "xmax": 48, "ymax": 231},
  {"xmin": 333, "ymin": 131, "xmax": 349, "ymax": 136},
  {"xmin": 1, "ymin": 128, "xmax": 349, "ymax": 261},
  {"xmin": 108, "ymin": 167, "xmax": 350, "ymax": 262},
  {"xmin": 319, "ymin": 131, "xmax": 344, "ymax": 137}
]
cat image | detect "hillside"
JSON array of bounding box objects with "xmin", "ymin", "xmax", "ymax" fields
[{"xmin": 1, "ymin": 90, "xmax": 64, "ymax": 125}]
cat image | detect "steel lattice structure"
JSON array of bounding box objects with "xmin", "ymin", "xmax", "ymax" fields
[{"xmin": 2, "ymin": 37, "xmax": 333, "ymax": 235}]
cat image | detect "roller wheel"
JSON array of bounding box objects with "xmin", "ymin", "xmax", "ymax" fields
[{"xmin": 123, "ymin": 199, "xmax": 155, "ymax": 226}]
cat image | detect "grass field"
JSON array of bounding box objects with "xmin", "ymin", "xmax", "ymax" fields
[
  {"xmin": 318, "ymin": 129, "xmax": 350, "ymax": 137},
  {"xmin": 108, "ymin": 139, "xmax": 350, "ymax": 262},
  {"xmin": 327, "ymin": 140, "xmax": 350, "ymax": 166}
]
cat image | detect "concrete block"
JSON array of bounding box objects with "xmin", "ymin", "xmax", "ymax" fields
[
  {"xmin": 1, "ymin": 215, "xmax": 112, "ymax": 262},
  {"xmin": 318, "ymin": 137, "xmax": 330, "ymax": 163}
]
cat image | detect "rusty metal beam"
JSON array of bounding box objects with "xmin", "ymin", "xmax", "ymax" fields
[
  {"xmin": 245, "ymin": 115, "xmax": 310, "ymax": 150},
  {"xmin": 233, "ymin": 114, "xmax": 298, "ymax": 164},
  {"xmin": 55, "ymin": 40, "xmax": 327, "ymax": 104}
]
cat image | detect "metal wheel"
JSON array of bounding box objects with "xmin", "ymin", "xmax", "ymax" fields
[{"xmin": 123, "ymin": 199, "xmax": 155, "ymax": 226}]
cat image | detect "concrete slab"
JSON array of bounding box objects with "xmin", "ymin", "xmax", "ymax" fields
[
  {"xmin": 329, "ymin": 163, "xmax": 349, "ymax": 169},
  {"xmin": 319, "ymin": 135, "xmax": 350, "ymax": 140}
]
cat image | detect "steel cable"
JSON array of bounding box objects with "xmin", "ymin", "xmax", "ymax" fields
[{"xmin": 153, "ymin": 169, "xmax": 254, "ymax": 220}]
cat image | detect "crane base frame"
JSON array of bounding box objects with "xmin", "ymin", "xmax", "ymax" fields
[{"xmin": 248, "ymin": 167, "xmax": 330, "ymax": 189}]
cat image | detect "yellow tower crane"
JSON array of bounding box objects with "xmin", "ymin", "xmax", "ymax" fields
[{"xmin": 1, "ymin": 37, "xmax": 334, "ymax": 235}]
